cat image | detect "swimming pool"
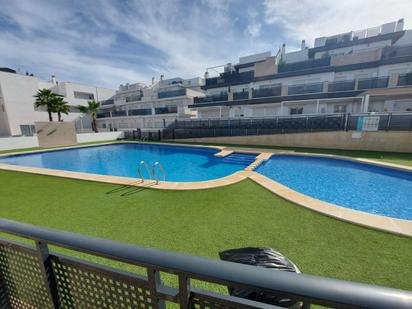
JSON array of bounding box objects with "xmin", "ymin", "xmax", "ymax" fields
[
  {"xmin": 256, "ymin": 155, "xmax": 412, "ymax": 220},
  {"xmin": 0, "ymin": 143, "xmax": 257, "ymax": 182}
]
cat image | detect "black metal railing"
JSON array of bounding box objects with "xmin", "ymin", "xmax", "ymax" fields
[
  {"xmin": 357, "ymin": 77, "xmax": 389, "ymax": 90},
  {"xmin": 163, "ymin": 112, "xmax": 412, "ymax": 139},
  {"xmin": 194, "ymin": 94, "xmax": 228, "ymax": 104},
  {"xmin": 328, "ymin": 80, "xmax": 356, "ymax": 92},
  {"xmin": 233, "ymin": 91, "xmax": 249, "ymax": 100},
  {"xmin": 0, "ymin": 219, "xmax": 411, "ymax": 309},
  {"xmin": 158, "ymin": 89, "xmax": 186, "ymax": 99},
  {"xmin": 205, "ymin": 71, "xmax": 254, "ymax": 87},
  {"xmin": 252, "ymin": 86, "xmax": 282, "ymax": 98},
  {"xmin": 288, "ymin": 82, "xmax": 323, "ymax": 95},
  {"xmin": 397, "ymin": 73, "xmax": 412, "ymax": 86}
]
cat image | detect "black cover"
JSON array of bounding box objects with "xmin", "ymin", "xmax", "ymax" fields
[{"xmin": 219, "ymin": 247, "xmax": 300, "ymax": 307}]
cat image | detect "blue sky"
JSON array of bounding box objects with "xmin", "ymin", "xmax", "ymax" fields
[{"xmin": 0, "ymin": 0, "xmax": 411, "ymax": 88}]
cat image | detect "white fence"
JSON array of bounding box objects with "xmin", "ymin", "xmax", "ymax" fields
[{"xmin": 0, "ymin": 131, "xmax": 124, "ymax": 152}]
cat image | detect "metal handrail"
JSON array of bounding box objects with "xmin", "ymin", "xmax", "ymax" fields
[
  {"xmin": 0, "ymin": 218, "xmax": 411, "ymax": 308},
  {"xmin": 137, "ymin": 160, "xmax": 151, "ymax": 181},
  {"xmin": 152, "ymin": 161, "xmax": 166, "ymax": 184}
]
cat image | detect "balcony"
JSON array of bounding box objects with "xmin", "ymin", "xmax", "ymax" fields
[
  {"xmin": 357, "ymin": 77, "xmax": 389, "ymax": 90},
  {"xmin": 125, "ymin": 95, "xmax": 142, "ymax": 103},
  {"xmin": 252, "ymin": 86, "xmax": 282, "ymax": 98},
  {"xmin": 233, "ymin": 91, "xmax": 249, "ymax": 100},
  {"xmin": 128, "ymin": 108, "xmax": 152, "ymax": 116},
  {"xmin": 397, "ymin": 73, "xmax": 412, "ymax": 86},
  {"xmin": 111, "ymin": 110, "xmax": 127, "ymax": 117},
  {"xmin": 205, "ymin": 71, "xmax": 254, "ymax": 88},
  {"xmin": 101, "ymin": 99, "xmax": 114, "ymax": 106},
  {"xmin": 155, "ymin": 106, "xmax": 178, "ymax": 114},
  {"xmin": 158, "ymin": 88, "xmax": 186, "ymax": 99},
  {"xmin": 194, "ymin": 93, "xmax": 228, "ymax": 104},
  {"xmin": 96, "ymin": 111, "xmax": 111, "ymax": 118},
  {"xmin": 288, "ymin": 82, "xmax": 323, "ymax": 95},
  {"xmin": 278, "ymin": 57, "xmax": 331, "ymax": 73},
  {"xmin": 328, "ymin": 80, "xmax": 356, "ymax": 92},
  {"xmin": 381, "ymin": 45, "xmax": 412, "ymax": 59}
]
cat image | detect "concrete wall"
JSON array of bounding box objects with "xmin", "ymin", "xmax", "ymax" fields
[
  {"xmin": 0, "ymin": 136, "xmax": 38, "ymax": 151},
  {"xmin": 173, "ymin": 131, "xmax": 412, "ymax": 153},
  {"xmin": 254, "ymin": 57, "xmax": 277, "ymax": 77},
  {"xmin": 77, "ymin": 131, "xmax": 124, "ymax": 143},
  {"xmin": 331, "ymin": 49, "xmax": 382, "ymax": 66},
  {"xmin": 35, "ymin": 122, "xmax": 77, "ymax": 147}
]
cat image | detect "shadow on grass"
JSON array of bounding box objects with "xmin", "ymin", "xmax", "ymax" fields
[{"xmin": 106, "ymin": 182, "xmax": 156, "ymax": 196}]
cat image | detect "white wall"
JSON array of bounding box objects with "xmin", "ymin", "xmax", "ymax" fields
[{"xmin": 76, "ymin": 131, "xmax": 124, "ymax": 143}]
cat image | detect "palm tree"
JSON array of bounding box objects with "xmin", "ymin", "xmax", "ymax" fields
[
  {"xmin": 52, "ymin": 96, "xmax": 70, "ymax": 122},
  {"xmin": 33, "ymin": 89, "xmax": 57, "ymax": 121},
  {"xmin": 78, "ymin": 100, "xmax": 101, "ymax": 133}
]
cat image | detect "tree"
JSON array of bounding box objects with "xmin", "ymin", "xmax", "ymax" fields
[
  {"xmin": 78, "ymin": 100, "xmax": 101, "ymax": 133},
  {"xmin": 52, "ymin": 96, "xmax": 70, "ymax": 122},
  {"xmin": 33, "ymin": 89, "xmax": 57, "ymax": 121}
]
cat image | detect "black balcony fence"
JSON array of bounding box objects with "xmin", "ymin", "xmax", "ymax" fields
[
  {"xmin": 278, "ymin": 57, "xmax": 331, "ymax": 73},
  {"xmin": 96, "ymin": 111, "xmax": 111, "ymax": 119},
  {"xmin": 1, "ymin": 219, "xmax": 411, "ymax": 309},
  {"xmin": 357, "ymin": 77, "xmax": 389, "ymax": 90},
  {"xmin": 111, "ymin": 110, "xmax": 127, "ymax": 117},
  {"xmin": 158, "ymin": 88, "xmax": 186, "ymax": 99},
  {"xmin": 194, "ymin": 93, "xmax": 228, "ymax": 104},
  {"xmin": 397, "ymin": 73, "xmax": 412, "ymax": 86},
  {"xmin": 205, "ymin": 71, "xmax": 254, "ymax": 87},
  {"xmin": 163, "ymin": 112, "xmax": 412, "ymax": 139},
  {"xmin": 252, "ymin": 86, "xmax": 282, "ymax": 98},
  {"xmin": 128, "ymin": 108, "xmax": 153, "ymax": 116},
  {"xmin": 288, "ymin": 82, "xmax": 323, "ymax": 95},
  {"xmin": 233, "ymin": 91, "xmax": 249, "ymax": 100},
  {"xmin": 328, "ymin": 80, "xmax": 356, "ymax": 92}
]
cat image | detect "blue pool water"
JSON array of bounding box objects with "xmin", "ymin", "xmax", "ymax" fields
[
  {"xmin": 256, "ymin": 155, "xmax": 412, "ymax": 220},
  {"xmin": 0, "ymin": 143, "xmax": 256, "ymax": 182}
]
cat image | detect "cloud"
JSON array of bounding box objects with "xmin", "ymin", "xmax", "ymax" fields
[{"xmin": 264, "ymin": 0, "xmax": 412, "ymax": 48}]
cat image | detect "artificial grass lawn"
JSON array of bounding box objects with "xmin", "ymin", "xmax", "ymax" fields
[{"xmin": 0, "ymin": 170, "xmax": 411, "ymax": 292}]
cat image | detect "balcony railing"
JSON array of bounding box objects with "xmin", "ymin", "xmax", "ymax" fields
[
  {"xmin": 232, "ymin": 91, "xmax": 249, "ymax": 100},
  {"xmin": 111, "ymin": 110, "xmax": 127, "ymax": 117},
  {"xmin": 381, "ymin": 45, "xmax": 412, "ymax": 59},
  {"xmin": 288, "ymin": 82, "xmax": 323, "ymax": 95},
  {"xmin": 101, "ymin": 99, "xmax": 114, "ymax": 106},
  {"xmin": 278, "ymin": 57, "xmax": 331, "ymax": 73},
  {"xmin": 158, "ymin": 88, "xmax": 186, "ymax": 99},
  {"xmin": 155, "ymin": 106, "xmax": 178, "ymax": 114},
  {"xmin": 205, "ymin": 71, "xmax": 254, "ymax": 87},
  {"xmin": 328, "ymin": 80, "xmax": 356, "ymax": 92},
  {"xmin": 96, "ymin": 111, "xmax": 111, "ymax": 118},
  {"xmin": 194, "ymin": 94, "xmax": 228, "ymax": 104},
  {"xmin": 357, "ymin": 77, "xmax": 389, "ymax": 90},
  {"xmin": 397, "ymin": 73, "xmax": 412, "ymax": 86},
  {"xmin": 125, "ymin": 95, "xmax": 142, "ymax": 102},
  {"xmin": 252, "ymin": 86, "xmax": 282, "ymax": 98},
  {"xmin": 128, "ymin": 108, "xmax": 153, "ymax": 116},
  {"xmin": 1, "ymin": 218, "xmax": 411, "ymax": 309}
]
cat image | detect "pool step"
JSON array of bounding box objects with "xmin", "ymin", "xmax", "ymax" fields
[
  {"xmin": 222, "ymin": 153, "xmax": 257, "ymax": 165},
  {"xmin": 245, "ymin": 153, "xmax": 273, "ymax": 171}
]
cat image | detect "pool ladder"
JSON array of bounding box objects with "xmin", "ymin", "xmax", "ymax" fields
[{"xmin": 137, "ymin": 161, "xmax": 166, "ymax": 184}]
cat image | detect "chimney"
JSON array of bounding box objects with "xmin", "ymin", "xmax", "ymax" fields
[
  {"xmin": 204, "ymin": 71, "xmax": 209, "ymax": 79},
  {"xmin": 151, "ymin": 77, "xmax": 155, "ymax": 85},
  {"xmin": 396, "ymin": 18, "xmax": 404, "ymax": 32},
  {"xmin": 301, "ymin": 40, "xmax": 306, "ymax": 50},
  {"xmin": 51, "ymin": 75, "xmax": 57, "ymax": 85},
  {"xmin": 160, "ymin": 74, "xmax": 164, "ymax": 81},
  {"xmin": 281, "ymin": 43, "xmax": 286, "ymax": 55}
]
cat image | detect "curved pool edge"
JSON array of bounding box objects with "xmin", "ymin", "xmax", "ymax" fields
[{"xmin": 246, "ymin": 171, "xmax": 412, "ymax": 238}]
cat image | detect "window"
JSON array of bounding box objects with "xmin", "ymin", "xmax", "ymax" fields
[
  {"xmin": 290, "ymin": 107, "xmax": 303, "ymax": 115},
  {"xmin": 20, "ymin": 125, "xmax": 35, "ymax": 136},
  {"xmin": 74, "ymin": 91, "xmax": 94, "ymax": 100},
  {"xmin": 334, "ymin": 105, "xmax": 347, "ymax": 113}
]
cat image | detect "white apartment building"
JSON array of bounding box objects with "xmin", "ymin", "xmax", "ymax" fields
[
  {"xmin": 191, "ymin": 19, "xmax": 412, "ymax": 119},
  {"xmin": 0, "ymin": 68, "xmax": 115, "ymax": 136},
  {"xmin": 96, "ymin": 77, "xmax": 204, "ymax": 131}
]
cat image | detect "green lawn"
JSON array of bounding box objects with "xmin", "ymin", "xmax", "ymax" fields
[
  {"xmin": 0, "ymin": 169, "xmax": 411, "ymax": 292},
  {"xmin": 164, "ymin": 141, "xmax": 412, "ymax": 167}
]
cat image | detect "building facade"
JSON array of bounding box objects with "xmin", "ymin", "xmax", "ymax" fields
[
  {"xmin": 190, "ymin": 19, "xmax": 412, "ymax": 119},
  {"xmin": 0, "ymin": 68, "xmax": 115, "ymax": 136},
  {"xmin": 96, "ymin": 77, "xmax": 204, "ymax": 131}
]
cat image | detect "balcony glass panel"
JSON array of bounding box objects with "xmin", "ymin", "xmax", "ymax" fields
[
  {"xmin": 205, "ymin": 71, "xmax": 254, "ymax": 87},
  {"xmin": 158, "ymin": 89, "xmax": 186, "ymax": 99},
  {"xmin": 252, "ymin": 86, "xmax": 282, "ymax": 98},
  {"xmin": 155, "ymin": 106, "xmax": 178, "ymax": 114},
  {"xmin": 96, "ymin": 112, "xmax": 111, "ymax": 118},
  {"xmin": 128, "ymin": 108, "xmax": 152, "ymax": 116},
  {"xmin": 397, "ymin": 74, "xmax": 412, "ymax": 86},
  {"xmin": 288, "ymin": 82, "xmax": 323, "ymax": 95},
  {"xmin": 357, "ymin": 77, "xmax": 389, "ymax": 90},
  {"xmin": 101, "ymin": 99, "xmax": 114, "ymax": 106},
  {"xmin": 233, "ymin": 91, "xmax": 249, "ymax": 100},
  {"xmin": 111, "ymin": 110, "xmax": 127, "ymax": 117},
  {"xmin": 194, "ymin": 94, "xmax": 228, "ymax": 104},
  {"xmin": 328, "ymin": 80, "xmax": 356, "ymax": 92}
]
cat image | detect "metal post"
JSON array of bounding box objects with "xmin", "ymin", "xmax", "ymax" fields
[
  {"xmin": 178, "ymin": 274, "xmax": 190, "ymax": 308},
  {"xmin": 344, "ymin": 113, "xmax": 350, "ymax": 131},
  {"xmin": 386, "ymin": 113, "xmax": 392, "ymax": 131},
  {"xmin": 35, "ymin": 241, "xmax": 60, "ymax": 309},
  {"xmin": 147, "ymin": 268, "xmax": 165, "ymax": 309}
]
